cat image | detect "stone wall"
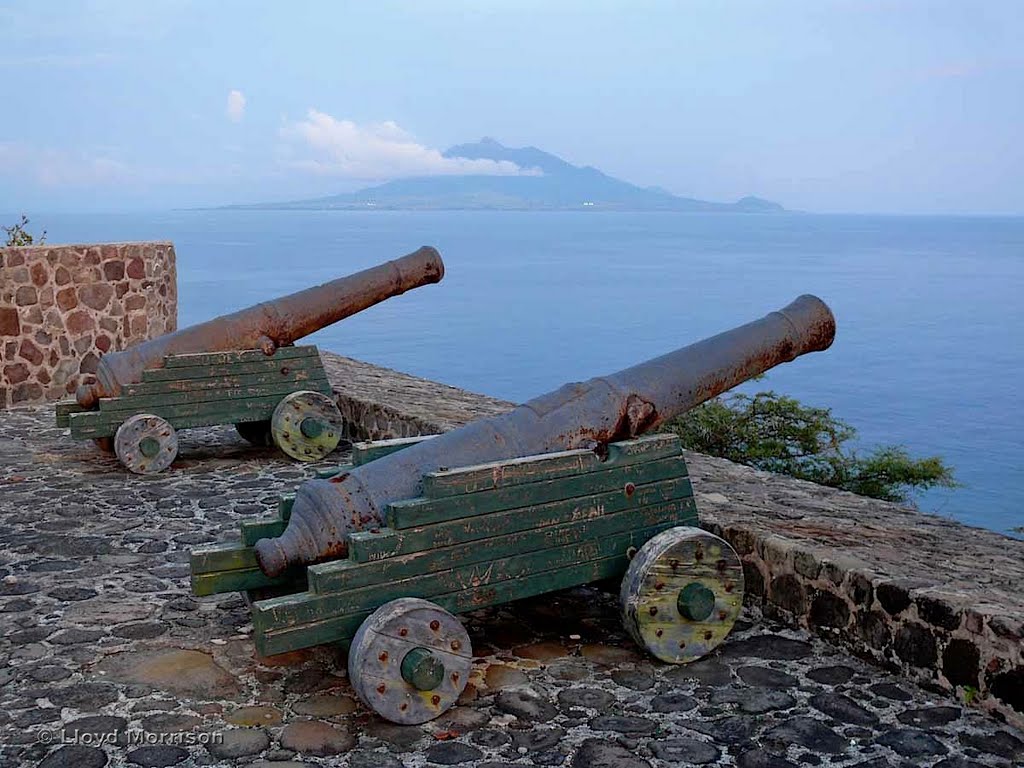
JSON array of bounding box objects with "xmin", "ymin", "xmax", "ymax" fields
[
  {"xmin": 0, "ymin": 242, "xmax": 177, "ymax": 408},
  {"xmin": 690, "ymin": 457, "xmax": 1024, "ymax": 728},
  {"xmin": 318, "ymin": 351, "xmax": 1024, "ymax": 728}
]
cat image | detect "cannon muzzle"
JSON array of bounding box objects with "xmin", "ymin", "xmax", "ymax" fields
[
  {"xmin": 77, "ymin": 246, "xmax": 444, "ymax": 407},
  {"xmin": 255, "ymin": 294, "xmax": 835, "ymax": 577}
]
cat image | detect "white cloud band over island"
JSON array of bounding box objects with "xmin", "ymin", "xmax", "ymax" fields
[{"xmin": 281, "ymin": 110, "xmax": 539, "ymax": 180}]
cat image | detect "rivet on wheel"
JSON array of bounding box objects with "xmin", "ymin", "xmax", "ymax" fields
[
  {"xmin": 399, "ymin": 628, "xmax": 408, "ymax": 637},
  {"xmin": 379, "ymin": 651, "xmax": 388, "ymax": 662},
  {"xmin": 429, "ymin": 620, "xmax": 440, "ymax": 631},
  {"xmin": 431, "ymin": 695, "xmax": 441, "ymax": 706},
  {"xmin": 376, "ymin": 684, "xmax": 386, "ymax": 694},
  {"xmin": 450, "ymin": 639, "xmax": 461, "ymax": 651},
  {"xmin": 704, "ymin": 630, "xmax": 713, "ymax": 641},
  {"xmin": 649, "ymin": 606, "xmax": 658, "ymax": 616}
]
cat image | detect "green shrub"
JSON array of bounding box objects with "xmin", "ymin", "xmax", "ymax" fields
[
  {"xmin": 668, "ymin": 390, "xmax": 956, "ymax": 504},
  {"xmin": 3, "ymin": 215, "xmax": 46, "ymax": 246}
]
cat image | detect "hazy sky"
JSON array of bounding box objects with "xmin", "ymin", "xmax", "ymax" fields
[{"xmin": 1, "ymin": 1, "xmax": 1022, "ymax": 214}]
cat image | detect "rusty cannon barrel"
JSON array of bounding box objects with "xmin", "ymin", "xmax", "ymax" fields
[
  {"xmin": 76, "ymin": 246, "xmax": 445, "ymax": 408},
  {"xmin": 255, "ymin": 294, "xmax": 836, "ymax": 577}
]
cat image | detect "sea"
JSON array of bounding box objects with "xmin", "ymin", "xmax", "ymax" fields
[{"xmin": 25, "ymin": 210, "xmax": 1024, "ymax": 539}]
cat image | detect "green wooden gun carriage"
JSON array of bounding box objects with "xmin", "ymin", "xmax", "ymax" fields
[
  {"xmin": 189, "ymin": 294, "xmax": 835, "ymax": 724},
  {"xmin": 56, "ymin": 345, "xmax": 342, "ymax": 474},
  {"xmin": 190, "ymin": 433, "xmax": 745, "ymax": 724},
  {"xmin": 53, "ymin": 247, "xmax": 445, "ymax": 474}
]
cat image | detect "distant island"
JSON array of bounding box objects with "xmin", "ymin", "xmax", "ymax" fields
[{"xmin": 225, "ymin": 138, "xmax": 785, "ymax": 213}]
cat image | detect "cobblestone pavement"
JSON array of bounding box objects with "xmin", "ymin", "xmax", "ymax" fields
[{"xmin": 2, "ymin": 405, "xmax": 1023, "ymax": 768}]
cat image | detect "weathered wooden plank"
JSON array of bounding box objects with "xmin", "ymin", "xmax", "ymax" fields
[
  {"xmin": 142, "ymin": 356, "xmax": 324, "ymax": 383},
  {"xmin": 191, "ymin": 542, "xmax": 258, "ymax": 573},
  {"xmin": 99, "ymin": 377, "xmax": 330, "ymax": 412},
  {"xmin": 310, "ymin": 495, "xmax": 697, "ymax": 594},
  {"xmin": 388, "ymin": 456, "xmax": 688, "ymax": 529},
  {"xmin": 191, "ymin": 568, "xmax": 298, "ymax": 597},
  {"xmin": 189, "ymin": 542, "xmax": 305, "ymax": 596},
  {"xmin": 279, "ymin": 494, "xmax": 296, "ymax": 521},
  {"xmin": 76, "ymin": 392, "xmax": 296, "ymax": 428},
  {"xmin": 423, "ymin": 434, "xmax": 683, "ymax": 498},
  {"xmin": 353, "ymin": 478, "xmax": 695, "ymax": 562},
  {"xmin": 255, "ymin": 554, "xmax": 629, "ymax": 656},
  {"xmin": 123, "ymin": 367, "xmax": 329, "ymax": 398},
  {"xmin": 241, "ymin": 518, "xmax": 286, "ymax": 547},
  {"xmin": 55, "ymin": 400, "xmax": 87, "ymax": 427},
  {"xmin": 257, "ymin": 611, "xmax": 366, "ymax": 656},
  {"xmin": 352, "ymin": 435, "xmax": 436, "ymax": 466},
  {"xmin": 69, "ymin": 394, "xmax": 290, "ymax": 438},
  {"xmin": 165, "ymin": 345, "xmax": 318, "ymax": 368},
  {"xmin": 257, "ymin": 528, "xmax": 658, "ymax": 636}
]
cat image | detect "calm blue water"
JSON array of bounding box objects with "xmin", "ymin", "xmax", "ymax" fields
[{"xmin": 27, "ymin": 210, "xmax": 1024, "ymax": 538}]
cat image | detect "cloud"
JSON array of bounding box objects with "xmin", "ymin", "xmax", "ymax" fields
[
  {"xmin": 281, "ymin": 110, "xmax": 538, "ymax": 179},
  {"xmin": 226, "ymin": 90, "xmax": 246, "ymax": 123}
]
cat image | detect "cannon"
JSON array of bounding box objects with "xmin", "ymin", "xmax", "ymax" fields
[
  {"xmin": 191, "ymin": 294, "xmax": 835, "ymax": 724},
  {"xmin": 56, "ymin": 247, "xmax": 445, "ymax": 473},
  {"xmin": 255, "ymin": 294, "xmax": 835, "ymax": 576}
]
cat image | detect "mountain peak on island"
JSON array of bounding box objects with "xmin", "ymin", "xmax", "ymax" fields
[
  {"xmin": 443, "ymin": 137, "xmax": 576, "ymax": 176},
  {"xmin": 224, "ymin": 138, "xmax": 785, "ymax": 213}
]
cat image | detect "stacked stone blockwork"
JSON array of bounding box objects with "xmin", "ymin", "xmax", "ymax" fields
[{"xmin": 0, "ymin": 242, "xmax": 177, "ymax": 408}]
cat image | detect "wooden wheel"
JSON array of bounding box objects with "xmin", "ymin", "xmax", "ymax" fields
[
  {"xmin": 270, "ymin": 391, "xmax": 343, "ymax": 462},
  {"xmin": 620, "ymin": 526, "xmax": 744, "ymax": 664},
  {"xmin": 235, "ymin": 420, "xmax": 274, "ymax": 447},
  {"xmin": 348, "ymin": 598, "xmax": 472, "ymax": 725},
  {"xmin": 114, "ymin": 414, "xmax": 178, "ymax": 474}
]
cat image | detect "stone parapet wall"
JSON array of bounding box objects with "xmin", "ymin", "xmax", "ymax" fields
[
  {"xmin": 320, "ymin": 352, "xmax": 517, "ymax": 440},
  {"xmin": 691, "ymin": 457, "xmax": 1023, "ymax": 728},
  {"xmin": 0, "ymin": 242, "xmax": 177, "ymax": 408},
  {"xmin": 318, "ymin": 352, "xmax": 1024, "ymax": 728}
]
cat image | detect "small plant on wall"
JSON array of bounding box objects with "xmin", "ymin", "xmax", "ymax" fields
[{"xmin": 3, "ymin": 215, "xmax": 46, "ymax": 246}]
